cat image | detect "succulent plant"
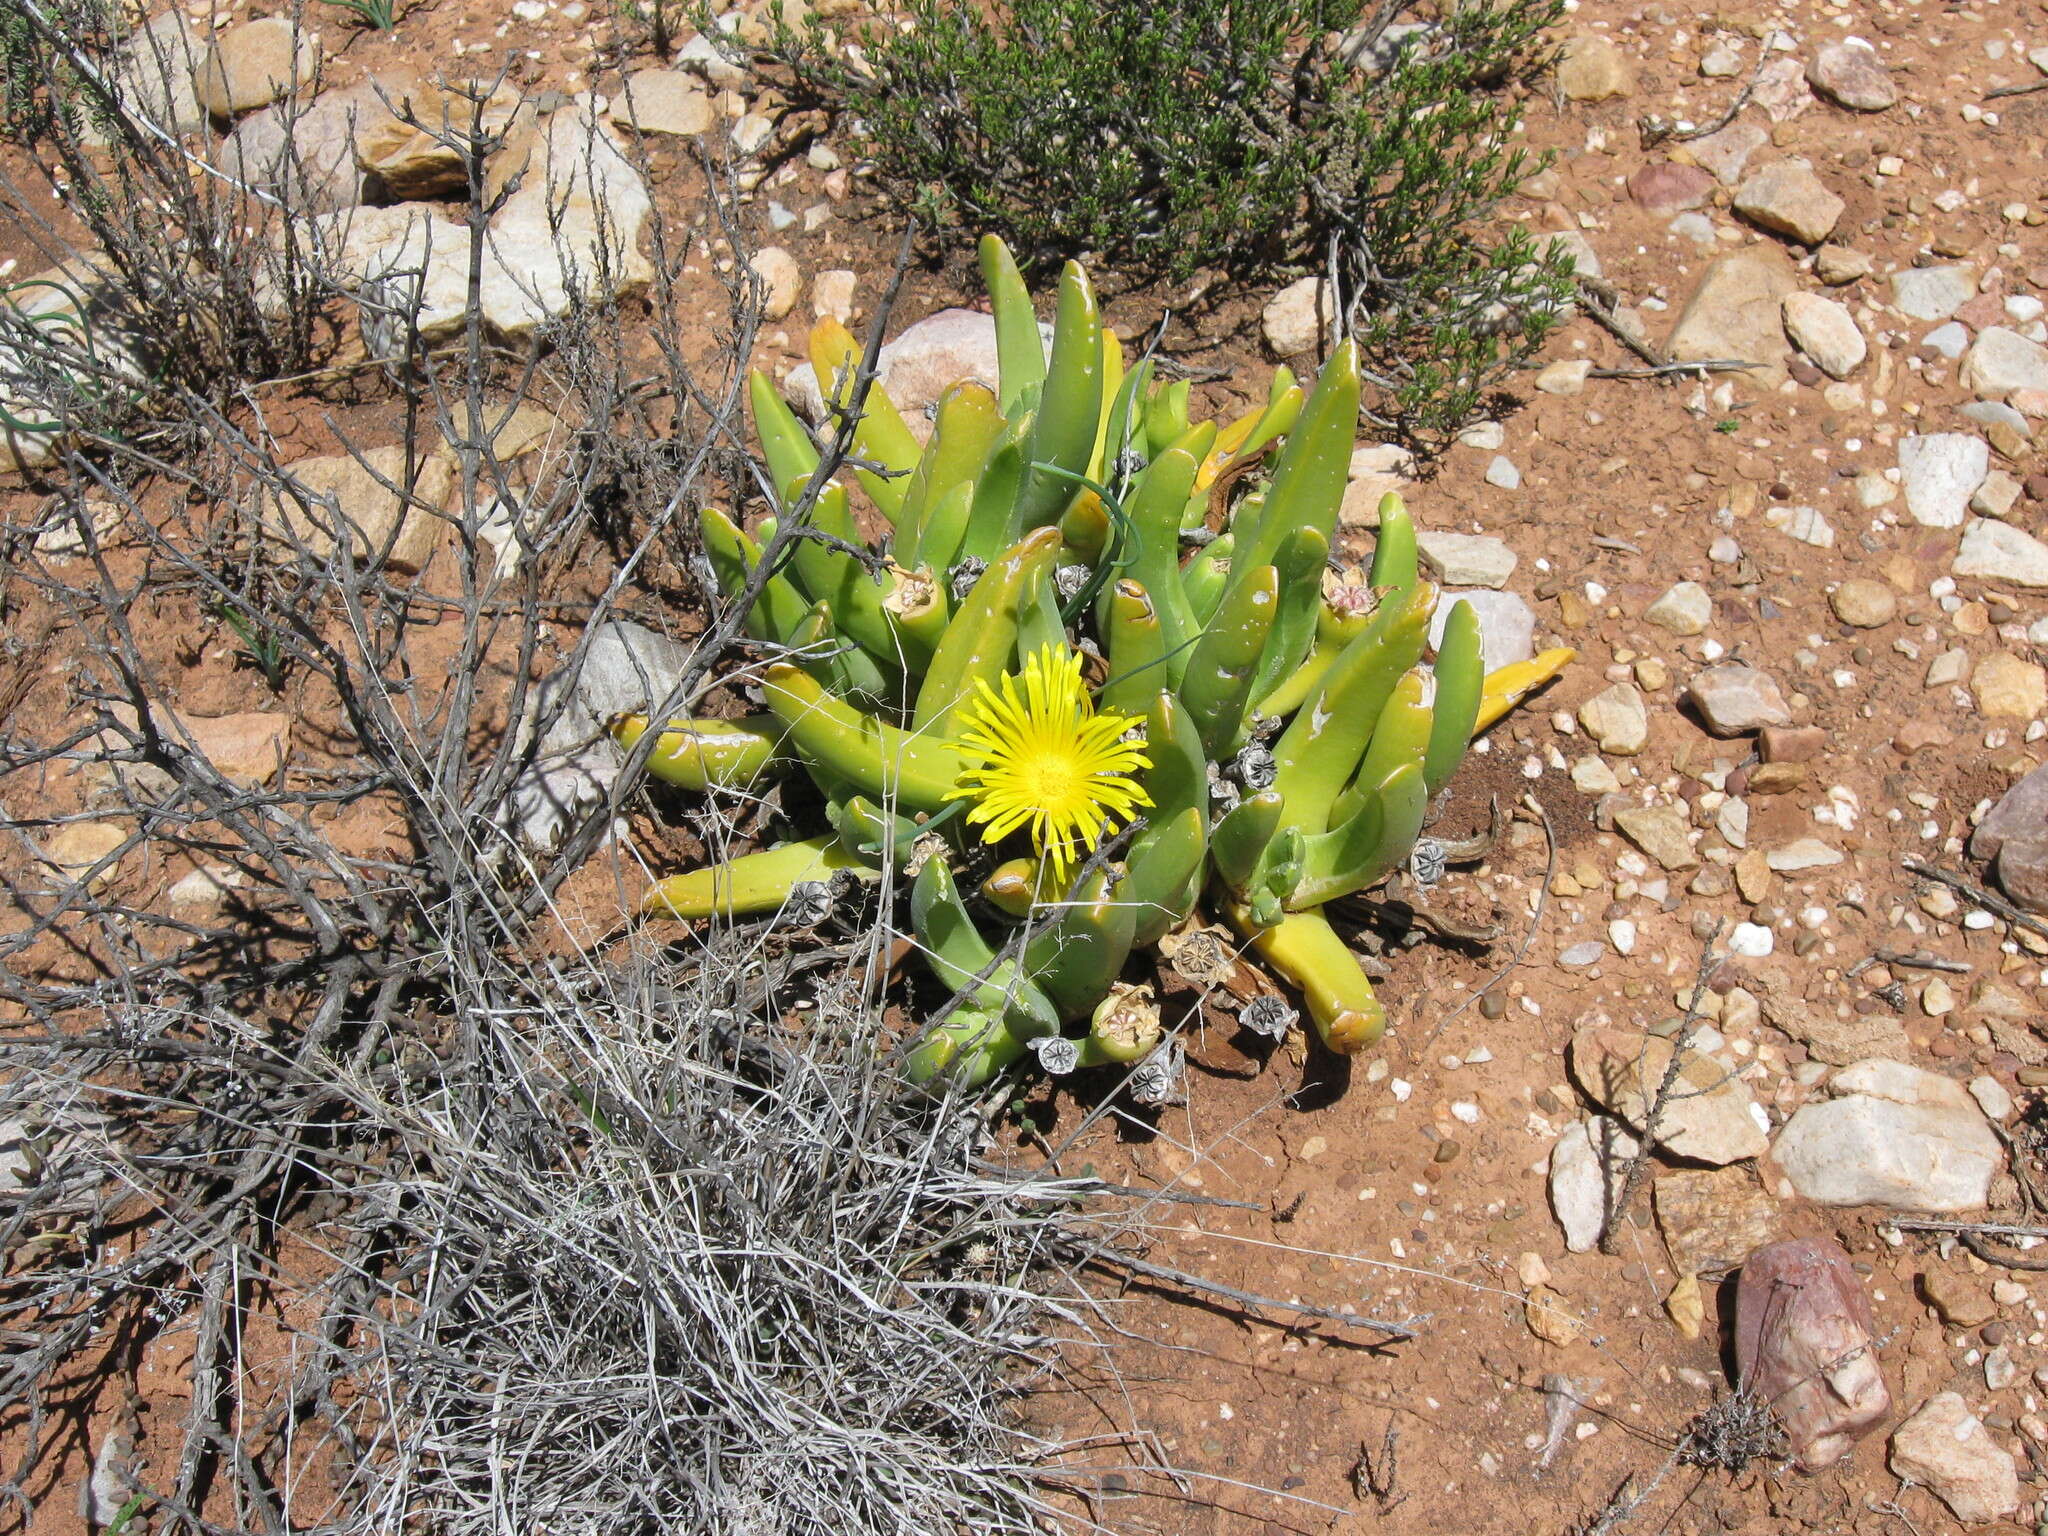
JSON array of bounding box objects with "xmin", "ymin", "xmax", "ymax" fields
[{"xmin": 620, "ymin": 237, "xmax": 1571, "ymax": 1085}]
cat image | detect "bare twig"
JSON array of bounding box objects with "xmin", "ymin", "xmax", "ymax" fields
[
  {"xmin": 1658, "ymin": 43, "xmax": 1768, "ymax": 144},
  {"xmin": 1903, "ymin": 857, "xmax": 2048, "ymax": 941},
  {"xmin": 1058, "ymin": 1237, "xmax": 1421, "ymax": 1339},
  {"xmin": 1575, "ymin": 276, "xmax": 1674, "ymax": 371},
  {"xmin": 1351, "ymin": 1420, "xmax": 1405, "ymax": 1512},
  {"xmin": 1888, "ymin": 1217, "xmax": 2048, "ymax": 1272},
  {"xmin": 1599, "ymin": 926, "xmax": 1724, "ymax": 1254},
  {"xmin": 1872, "ymin": 948, "xmax": 1973, "ymax": 975},
  {"xmin": 1588, "ymin": 361, "xmax": 1757, "ymax": 379},
  {"xmin": 1887, "ymin": 1218, "xmax": 2048, "ymax": 1240}
]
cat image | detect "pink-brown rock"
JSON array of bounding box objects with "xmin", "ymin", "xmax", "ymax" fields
[
  {"xmin": 1733, "ymin": 161, "xmax": 1844, "ymax": 246},
  {"xmin": 212, "ymin": 73, "xmax": 411, "ymax": 214},
  {"xmin": 1972, "ymin": 762, "xmax": 2048, "ymax": 863},
  {"xmin": 1628, "ymin": 162, "xmax": 1715, "ymax": 217},
  {"xmin": 192, "ymin": 16, "xmax": 319, "ymax": 118},
  {"xmin": 1752, "ymin": 55, "xmax": 1814, "ymax": 121},
  {"xmin": 1759, "ymin": 724, "xmax": 1827, "ymax": 763},
  {"xmin": 1736, "ymin": 1238, "xmax": 1890, "ymax": 1471},
  {"xmin": 1806, "ymin": 39, "xmax": 1896, "ymax": 113},
  {"xmin": 1568, "ymin": 1026, "xmax": 1766, "ymax": 1163},
  {"xmin": 1894, "ymin": 720, "xmax": 1952, "ymax": 755},
  {"xmin": 1955, "ymin": 292, "xmax": 2009, "ymax": 331},
  {"xmin": 1667, "ymin": 251, "xmax": 1798, "ymax": 386},
  {"xmin": 1973, "ymin": 759, "xmax": 2048, "ymax": 916}
]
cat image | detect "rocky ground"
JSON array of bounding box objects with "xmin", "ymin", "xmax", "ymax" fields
[
  {"xmin": 10, "ymin": 0, "xmax": 2048, "ymax": 1530},
  {"xmin": 1055, "ymin": 3, "xmax": 2048, "ymax": 1526}
]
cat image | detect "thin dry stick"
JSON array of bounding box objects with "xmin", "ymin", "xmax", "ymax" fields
[
  {"xmin": 1353, "ymin": 1420, "xmax": 1405, "ymax": 1512},
  {"xmin": 1572, "ymin": 274, "xmax": 1766, "ymax": 382},
  {"xmin": 1057, "ymin": 1238, "xmax": 1419, "ymax": 1339},
  {"xmin": 1871, "ymin": 948, "xmax": 1972, "ymax": 975},
  {"xmin": 1598, "ymin": 925, "xmax": 1724, "ymax": 1255},
  {"xmin": 1574, "ymin": 274, "xmax": 1758, "ymax": 378},
  {"xmin": 595, "ymin": 221, "xmax": 919, "ymax": 823},
  {"xmin": 1887, "ymin": 1218, "xmax": 2048, "ymax": 1272},
  {"xmin": 1669, "ymin": 43, "xmax": 1769, "ymax": 143},
  {"xmin": 1888, "ymin": 1218, "xmax": 2048, "ymax": 1240},
  {"xmin": 1577, "ymin": 1456, "xmax": 1687, "ymax": 1536},
  {"xmin": 1589, "ymin": 361, "xmax": 1754, "ymax": 379},
  {"xmin": 1902, "ymin": 856, "xmax": 2048, "ymax": 942}
]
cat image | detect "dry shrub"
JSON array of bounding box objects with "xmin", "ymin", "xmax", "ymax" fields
[{"xmin": 0, "ymin": 35, "xmax": 1137, "ymax": 1531}]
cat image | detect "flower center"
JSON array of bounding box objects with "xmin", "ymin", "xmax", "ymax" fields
[
  {"xmin": 1019, "ymin": 752, "xmax": 1084, "ymax": 809},
  {"xmin": 943, "ymin": 643, "xmax": 1152, "ymax": 878}
]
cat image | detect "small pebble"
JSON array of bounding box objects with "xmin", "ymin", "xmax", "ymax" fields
[{"xmin": 1730, "ymin": 923, "xmax": 1775, "ymax": 957}]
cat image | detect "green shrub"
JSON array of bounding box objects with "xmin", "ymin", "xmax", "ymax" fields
[
  {"xmin": 778, "ymin": 0, "xmax": 1573, "ymax": 450},
  {"xmin": 1309, "ymin": 0, "xmax": 1576, "ymax": 448},
  {"xmin": 0, "ymin": 0, "xmax": 117, "ymax": 143},
  {"xmin": 831, "ymin": 0, "xmax": 1348, "ymax": 274}
]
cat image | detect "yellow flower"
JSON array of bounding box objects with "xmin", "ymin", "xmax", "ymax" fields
[{"xmin": 946, "ymin": 644, "xmax": 1151, "ymax": 886}]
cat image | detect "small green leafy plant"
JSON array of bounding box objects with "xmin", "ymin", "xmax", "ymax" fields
[
  {"xmin": 322, "ymin": 0, "xmax": 398, "ymax": 28},
  {"xmin": 216, "ymin": 601, "xmax": 288, "ymax": 692}
]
